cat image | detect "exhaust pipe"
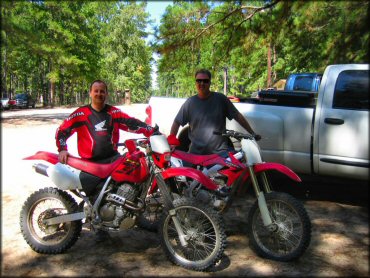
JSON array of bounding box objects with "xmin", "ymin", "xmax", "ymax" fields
[{"xmin": 33, "ymin": 163, "xmax": 49, "ymax": 177}]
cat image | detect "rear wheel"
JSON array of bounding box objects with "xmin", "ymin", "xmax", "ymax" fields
[
  {"xmin": 247, "ymin": 191, "xmax": 311, "ymax": 261},
  {"xmin": 20, "ymin": 187, "xmax": 82, "ymax": 254},
  {"xmin": 159, "ymin": 198, "xmax": 226, "ymax": 271}
]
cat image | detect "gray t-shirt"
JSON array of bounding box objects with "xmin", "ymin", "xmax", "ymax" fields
[{"xmin": 174, "ymin": 92, "xmax": 239, "ymax": 154}]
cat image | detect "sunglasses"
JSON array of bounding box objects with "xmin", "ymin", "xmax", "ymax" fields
[{"xmin": 196, "ymin": 79, "xmax": 210, "ymax": 84}]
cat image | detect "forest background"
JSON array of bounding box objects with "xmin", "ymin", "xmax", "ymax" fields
[{"xmin": 1, "ymin": 0, "xmax": 369, "ymax": 106}]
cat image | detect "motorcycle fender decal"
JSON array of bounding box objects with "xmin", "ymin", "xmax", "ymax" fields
[
  {"xmin": 23, "ymin": 151, "xmax": 59, "ymax": 164},
  {"xmin": 253, "ymin": 162, "xmax": 302, "ymax": 182},
  {"xmin": 150, "ymin": 167, "xmax": 218, "ymax": 193}
]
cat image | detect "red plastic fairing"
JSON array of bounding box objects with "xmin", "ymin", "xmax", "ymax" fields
[
  {"xmin": 112, "ymin": 156, "xmax": 149, "ymax": 183},
  {"xmin": 149, "ymin": 167, "xmax": 218, "ymax": 194},
  {"xmin": 252, "ymin": 162, "xmax": 301, "ymax": 182},
  {"xmin": 23, "ymin": 151, "xmax": 125, "ymax": 179},
  {"xmin": 145, "ymin": 105, "xmax": 152, "ymax": 125},
  {"xmin": 23, "ymin": 151, "xmax": 59, "ymax": 164},
  {"xmin": 167, "ymin": 134, "xmax": 180, "ymax": 146}
]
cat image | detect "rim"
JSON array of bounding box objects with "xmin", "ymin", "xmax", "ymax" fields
[
  {"xmin": 163, "ymin": 205, "xmax": 219, "ymax": 265},
  {"xmin": 252, "ymin": 199, "xmax": 303, "ymax": 256},
  {"xmin": 27, "ymin": 197, "xmax": 72, "ymax": 245}
]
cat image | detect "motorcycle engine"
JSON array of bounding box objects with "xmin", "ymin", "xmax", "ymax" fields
[{"xmin": 99, "ymin": 183, "xmax": 139, "ymax": 228}]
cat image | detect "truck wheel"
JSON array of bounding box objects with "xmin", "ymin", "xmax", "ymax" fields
[
  {"xmin": 20, "ymin": 187, "xmax": 82, "ymax": 254},
  {"xmin": 247, "ymin": 191, "xmax": 311, "ymax": 261}
]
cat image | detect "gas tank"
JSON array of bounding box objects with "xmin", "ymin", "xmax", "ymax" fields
[
  {"xmin": 241, "ymin": 139, "xmax": 263, "ymax": 166},
  {"xmin": 111, "ymin": 151, "xmax": 149, "ymax": 183}
]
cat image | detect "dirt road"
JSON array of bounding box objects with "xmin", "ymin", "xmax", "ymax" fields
[{"xmin": 1, "ymin": 106, "xmax": 369, "ymax": 277}]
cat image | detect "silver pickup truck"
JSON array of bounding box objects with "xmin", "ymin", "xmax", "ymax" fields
[{"xmin": 145, "ymin": 64, "xmax": 369, "ymax": 181}]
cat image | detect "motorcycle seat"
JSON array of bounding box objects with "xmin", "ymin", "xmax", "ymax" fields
[{"xmin": 24, "ymin": 151, "xmax": 125, "ymax": 179}]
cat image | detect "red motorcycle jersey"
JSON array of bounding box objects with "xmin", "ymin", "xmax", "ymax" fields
[{"xmin": 56, "ymin": 104, "xmax": 153, "ymax": 160}]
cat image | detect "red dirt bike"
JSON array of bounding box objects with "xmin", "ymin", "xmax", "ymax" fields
[
  {"xmin": 140, "ymin": 130, "xmax": 311, "ymax": 262},
  {"xmin": 20, "ymin": 132, "xmax": 226, "ymax": 271}
]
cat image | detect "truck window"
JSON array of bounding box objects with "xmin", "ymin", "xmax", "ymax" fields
[
  {"xmin": 333, "ymin": 70, "xmax": 369, "ymax": 110},
  {"xmin": 293, "ymin": 76, "xmax": 314, "ymax": 91}
]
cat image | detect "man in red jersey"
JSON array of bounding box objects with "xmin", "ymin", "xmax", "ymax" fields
[
  {"xmin": 55, "ymin": 80, "xmax": 154, "ymax": 242},
  {"xmin": 56, "ymin": 80, "xmax": 154, "ymax": 164}
]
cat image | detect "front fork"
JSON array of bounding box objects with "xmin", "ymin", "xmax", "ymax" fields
[
  {"xmin": 154, "ymin": 171, "xmax": 188, "ymax": 247},
  {"xmin": 248, "ymin": 166, "xmax": 275, "ymax": 231}
]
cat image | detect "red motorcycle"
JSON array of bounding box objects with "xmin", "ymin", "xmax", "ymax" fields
[
  {"xmin": 20, "ymin": 132, "xmax": 226, "ymax": 271},
  {"xmin": 141, "ymin": 130, "xmax": 311, "ymax": 262}
]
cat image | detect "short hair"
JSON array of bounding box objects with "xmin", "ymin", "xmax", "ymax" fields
[
  {"xmin": 89, "ymin": 80, "xmax": 108, "ymax": 92},
  {"xmin": 195, "ymin": 69, "xmax": 212, "ymax": 80}
]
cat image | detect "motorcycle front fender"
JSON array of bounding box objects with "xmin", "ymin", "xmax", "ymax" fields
[
  {"xmin": 149, "ymin": 167, "xmax": 218, "ymax": 194},
  {"xmin": 253, "ymin": 162, "xmax": 302, "ymax": 182},
  {"xmin": 23, "ymin": 151, "xmax": 59, "ymax": 165}
]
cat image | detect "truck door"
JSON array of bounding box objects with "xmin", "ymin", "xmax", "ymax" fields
[{"xmin": 315, "ymin": 65, "xmax": 369, "ymax": 180}]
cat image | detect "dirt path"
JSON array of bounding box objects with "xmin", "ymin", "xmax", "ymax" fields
[{"xmin": 1, "ymin": 106, "xmax": 369, "ymax": 277}]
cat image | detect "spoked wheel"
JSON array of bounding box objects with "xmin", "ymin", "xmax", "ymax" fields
[
  {"xmin": 159, "ymin": 198, "xmax": 226, "ymax": 271},
  {"xmin": 247, "ymin": 191, "xmax": 311, "ymax": 261},
  {"xmin": 20, "ymin": 187, "xmax": 82, "ymax": 254}
]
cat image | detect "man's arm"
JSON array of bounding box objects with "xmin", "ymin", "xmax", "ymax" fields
[
  {"xmin": 236, "ymin": 112, "xmax": 257, "ymax": 135},
  {"xmin": 170, "ymin": 121, "xmax": 180, "ymax": 136}
]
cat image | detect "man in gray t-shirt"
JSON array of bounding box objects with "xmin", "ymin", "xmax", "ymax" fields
[{"xmin": 170, "ymin": 69, "xmax": 260, "ymax": 155}]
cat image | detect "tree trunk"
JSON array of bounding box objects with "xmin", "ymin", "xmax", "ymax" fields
[
  {"xmin": 267, "ymin": 43, "xmax": 272, "ymax": 88},
  {"xmin": 2, "ymin": 47, "xmax": 7, "ymax": 97},
  {"xmin": 48, "ymin": 60, "xmax": 55, "ymax": 107},
  {"xmin": 223, "ymin": 67, "xmax": 228, "ymax": 95},
  {"xmin": 50, "ymin": 81, "xmax": 55, "ymax": 107}
]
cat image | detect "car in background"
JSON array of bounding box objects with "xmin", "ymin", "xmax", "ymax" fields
[
  {"xmin": 1, "ymin": 97, "xmax": 16, "ymax": 110},
  {"xmin": 15, "ymin": 93, "xmax": 36, "ymax": 108},
  {"xmin": 228, "ymin": 96, "xmax": 240, "ymax": 103}
]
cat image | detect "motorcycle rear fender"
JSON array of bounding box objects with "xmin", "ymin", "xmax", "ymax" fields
[
  {"xmin": 24, "ymin": 151, "xmax": 59, "ymax": 164},
  {"xmin": 149, "ymin": 167, "xmax": 218, "ymax": 194},
  {"xmin": 252, "ymin": 162, "xmax": 302, "ymax": 182}
]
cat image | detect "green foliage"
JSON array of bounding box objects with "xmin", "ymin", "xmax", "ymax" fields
[
  {"xmin": 155, "ymin": 0, "xmax": 369, "ymax": 97},
  {"xmin": 1, "ymin": 0, "xmax": 369, "ymax": 105},
  {"xmin": 1, "ymin": 1, "xmax": 153, "ymax": 105},
  {"xmin": 101, "ymin": 2, "xmax": 152, "ymax": 103}
]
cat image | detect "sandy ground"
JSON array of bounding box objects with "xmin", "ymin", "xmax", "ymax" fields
[{"xmin": 1, "ymin": 105, "xmax": 369, "ymax": 277}]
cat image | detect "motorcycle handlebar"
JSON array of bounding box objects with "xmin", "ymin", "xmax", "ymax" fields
[
  {"xmin": 213, "ymin": 130, "xmax": 261, "ymax": 141},
  {"xmin": 117, "ymin": 138, "xmax": 148, "ymax": 148}
]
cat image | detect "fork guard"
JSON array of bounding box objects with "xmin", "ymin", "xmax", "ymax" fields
[{"xmin": 150, "ymin": 167, "xmax": 218, "ymax": 194}]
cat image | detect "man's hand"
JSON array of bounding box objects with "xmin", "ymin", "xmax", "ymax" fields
[{"xmin": 58, "ymin": 150, "xmax": 69, "ymax": 164}]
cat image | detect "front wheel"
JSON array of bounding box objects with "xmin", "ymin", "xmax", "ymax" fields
[
  {"xmin": 19, "ymin": 187, "xmax": 82, "ymax": 254},
  {"xmin": 159, "ymin": 198, "xmax": 226, "ymax": 271},
  {"xmin": 247, "ymin": 191, "xmax": 311, "ymax": 261}
]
